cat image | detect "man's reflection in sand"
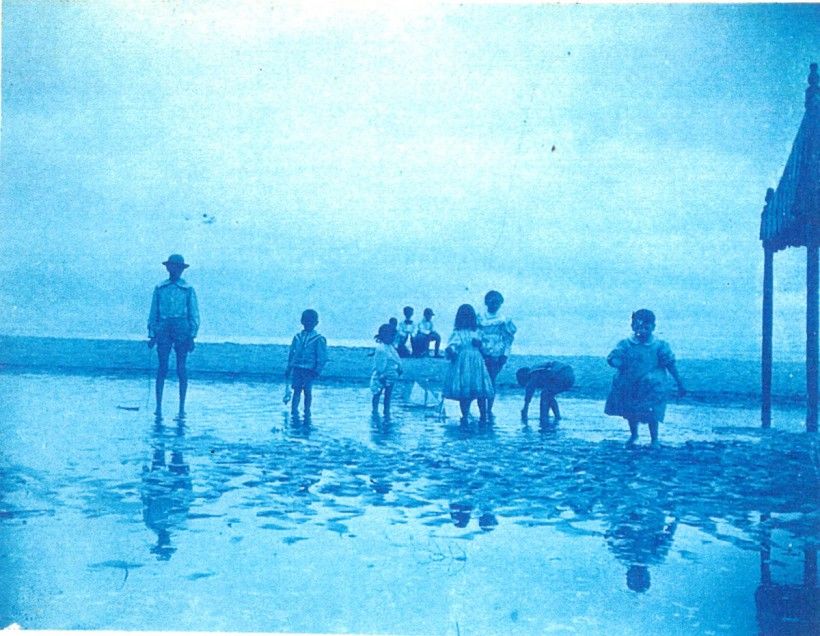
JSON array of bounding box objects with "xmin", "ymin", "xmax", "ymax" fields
[
  {"xmin": 141, "ymin": 421, "xmax": 193, "ymax": 560},
  {"xmin": 604, "ymin": 495, "xmax": 677, "ymax": 593}
]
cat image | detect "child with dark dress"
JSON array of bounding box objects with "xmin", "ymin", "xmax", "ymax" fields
[
  {"xmin": 517, "ymin": 361, "xmax": 575, "ymax": 422},
  {"xmin": 604, "ymin": 309, "xmax": 686, "ymax": 447},
  {"xmin": 443, "ymin": 304, "xmax": 495, "ymax": 423},
  {"xmin": 370, "ymin": 323, "xmax": 403, "ymax": 418},
  {"xmin": 285, "ymin": 309, "xmax": 328, "ymax": 418}
]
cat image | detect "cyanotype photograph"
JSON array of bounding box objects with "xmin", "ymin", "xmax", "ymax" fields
[{"xmin": 1, "ymin": 2, "xmax": 818, "ymax": 634}]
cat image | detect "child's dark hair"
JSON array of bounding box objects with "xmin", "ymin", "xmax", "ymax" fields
[
  {"xmin": 375, "ymin": 323, "xmax": 396, "ymax": 344},
  {"xmin": 631, "ymin": 309, "xmax": 656, "ymax": 325},
  {"xmin": 516, "ymin": 367, "xmax": 531, "ymax": 386},
  {"xmin": 301, "ymin": 309, "xmax": 319, "ymax": 326},
  {"xmin": 485, "ymin": 290, "xmax": 504, "ymax": 306},
  {"xmin": 454, "ymin": 304, "xmax": 478, "ymax": 330},
  {"xmin": 403, "ymin": 306, "xmax": 413, "ymax": 317}
]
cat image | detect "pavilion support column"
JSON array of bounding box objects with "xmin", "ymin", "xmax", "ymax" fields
[
  {"xmin": 762, "ymin": 246, "xmax": 774, "ymax": 428},
  {"xmin": 807, "ymin": 242, "xmax": 818, "ymax": 432}
]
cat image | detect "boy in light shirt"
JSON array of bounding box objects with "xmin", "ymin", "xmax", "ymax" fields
[{"xmin": 413, "ymin": 307, "xmax": 442, "ymax": 357}]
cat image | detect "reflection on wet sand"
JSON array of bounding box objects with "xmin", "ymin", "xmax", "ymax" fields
[
  {"xmin": 3, "ymin": 376, "xmax": 818, "ymax": 632},
  {"xmin": 756, "ymin": 512, "xmax": 819, "ymax": 634},
  {"xmin": 141, "ymin": 421, "xmax": 192, "ymax": 560},
  {"xmin": 604, "ymin": 495, "xmax": 677, "ymax": 593}
]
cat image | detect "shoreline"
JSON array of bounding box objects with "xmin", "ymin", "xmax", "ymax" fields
[{"xmin": 0, "ymin": 335, "xmax": 811, "ymax": 408}]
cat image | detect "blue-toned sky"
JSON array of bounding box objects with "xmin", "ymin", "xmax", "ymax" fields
[{"xmin": 2, "ymin": 2, "xmax": 818, "ymax": 358}]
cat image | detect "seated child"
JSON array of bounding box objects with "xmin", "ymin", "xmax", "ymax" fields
[
  {"xmin": 370, "ymin": 323, "xmax": 403, "ymax": 418},
  {"xmin": 516, "ymin": 361, "xmax": 575, "ymax": 421},
  {"xmin": 397, "ymin": 306, "xmax": 415, "ymax": 358},
  {"xmin": 412, "ymin": 307, "xmax": 442, "ymax": 357}
]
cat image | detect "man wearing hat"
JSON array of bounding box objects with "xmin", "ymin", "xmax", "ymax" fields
[
  {"xmin": 412, "ymin": 307, "xmax": 443, "ymax": 358},
  {"xmin": 147, "ymin": 254, "xmax": 200, "ymax": 420}
]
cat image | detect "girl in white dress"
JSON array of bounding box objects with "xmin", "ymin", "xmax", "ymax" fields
[{"xmin": 443, "ymin": 304, "xmax": 495, "ymax": 423}]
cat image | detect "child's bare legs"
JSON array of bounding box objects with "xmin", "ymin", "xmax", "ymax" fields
[
  {"xmin": 303, "ymin": 385, "xmax": 313, "ymax": 416},
  {"xmin": 625, "ymin": 419, "xmax": 639, "ymax": 447},
  {"xmin": 485, "ymin": 356, "xmax": 506, "ymax": 417},
  {"xmin": 176, "ymin": 349, "xmax": 189, "ymax": 418},
  {"xmin": 371, "ymin": 391, "xmax": 382, "ymax": 415},
  {"xmin": 521, "ymin": 385, "xmax": 535, "ymax": 421},
  {"xmin": 648, "ymin": 420, "xmax": 660, "ymax": 446},
  {"xmin": 155, "ymin": 345, "xmax": 172, "ymax": 417},
  {"xmin": 459, "ymin": 399, "xmax": 471, "ymax": 422},
  {"xmin": 539, "ymin": 391, "xmax": 553, "ymax": 422},
  {"xmin": 430, "ymin": 332, "xmax": 441, "ymax": 356},
  {"xmin": 291, "ymin": 387, "xmax": 302, "ymax": 415},
  {"xmin": 477, "ymin": 398, "xmax": 488, "ymax": 422},
  {"xmin": 383, "ymin": 385, "xmax": 393, "ymax": 418}
]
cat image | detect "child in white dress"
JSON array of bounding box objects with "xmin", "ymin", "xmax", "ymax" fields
[
  {"xmin": 443, "ymin": 304, "xmax": 495, "ymax": 423},
  {"xmin": 478, "ymin": 290, "xmax": 516, "ymax": 419},
  {"xmin": 370, "ymin": 323, "xmax": 403, "ymax": 418}
]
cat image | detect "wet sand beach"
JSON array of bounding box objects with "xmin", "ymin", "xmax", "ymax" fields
[{"xmin": 1, "ymin": 369, "xmax": 817, "ymax": 634}]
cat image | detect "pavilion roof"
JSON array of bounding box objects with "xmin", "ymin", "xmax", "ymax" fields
[{"xmin": 760, "ymin": 63, "xmax": 820, "ymax": 251}]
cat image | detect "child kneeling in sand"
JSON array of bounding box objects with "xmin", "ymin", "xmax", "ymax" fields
[
  {"xmin": 285, "ymin": 309, "xmax": 328, "ymax": 418},
  {"xmin": 370, "ymin": 323, "xmax": 403, "ymax": 418},
  {"xmin": 517, "ymin": 361, "xmax": 575, "ymax": 422},
  {"xmin": 604, "ymin": 309, "xmax": 686, "ymax": 447}
]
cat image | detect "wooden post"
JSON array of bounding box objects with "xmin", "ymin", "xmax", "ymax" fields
[
  {"xmin": 805, "ymin": 547, "xmax": 818, "ymax": 588},
  {"xmin": 759, "ymin": 512, "xmax": 771, "ymax": 586},
  {"xmin": 807, "ymin": 243, "xmax": 818, "ymax": 432},
  {"xmin": 762, "ymin": 246, "xmax": 774, "ymax": 428}
]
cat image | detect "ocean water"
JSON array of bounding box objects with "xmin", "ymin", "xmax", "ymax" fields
[{"xmin": 1, "ymin": 372, "xmax": 817, "ymax": 634}]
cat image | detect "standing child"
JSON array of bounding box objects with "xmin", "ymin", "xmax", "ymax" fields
[
  {"xmin": 478, "ymin": 290, "xmax": 517, "ymax": 418},
  {"xmin": 443, "ymin": 304, "xmax": 495, "ymax": 423},
  {"xmin": 370, "ymin": 323, "xmax": 403, "ymax": 418},
  {"xmin": 147, "ymin": 254, "xmax": 200, "ymax": 421},
  {"xmin": 517, "ymin": 361, "xmax": 575, "ymax": 422},
  {"xmin": 285, "ymin": 309, "xmax": 328, "ymax": 418},
  {"xmin": 604, "ymin": 309, "xmax": 686, "ymax": 447}
]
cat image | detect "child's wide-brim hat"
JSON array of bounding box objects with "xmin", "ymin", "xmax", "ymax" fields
[{"xmin": 163, "ymin": 254, "xmax": 190, "ymax": 269}]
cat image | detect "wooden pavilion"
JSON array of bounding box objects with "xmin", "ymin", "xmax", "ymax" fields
[{"xmin": 760, "ymin": 63, "xmax": 819, "ymax": 432}]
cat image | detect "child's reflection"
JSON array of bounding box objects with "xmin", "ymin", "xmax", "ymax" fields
[
  {"xmin": 141, "ymin": 422, "xmax": 193, "ymax": 560},
  {"xmin": 449, "ymin": 502, "xmax": 498, "ymax": 532},
  {"xmin": 604, "ymin": 500, "xmax": 677, "ymax": 593}
]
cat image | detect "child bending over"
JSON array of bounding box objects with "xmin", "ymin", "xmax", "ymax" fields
[{"xmin": 517, "ymin": 361, "xmax": 575, "ymax": 422}]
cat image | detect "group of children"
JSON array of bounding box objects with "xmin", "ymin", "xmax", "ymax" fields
[
  {"xmin": 367, "ymin": 291, "xmax": 518, "ymax": 422},
  {"xmin": 149, "ymin": 255, "xmax": 686, "ymax": 447},
  {"xmin": 393, "ymin": 306, "xmax": 443, "ymax": 358}
]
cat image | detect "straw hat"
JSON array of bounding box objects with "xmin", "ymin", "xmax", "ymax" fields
[{"xmin": 162, "ymin": 254, "xmax": 189, "ymax": 269}]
